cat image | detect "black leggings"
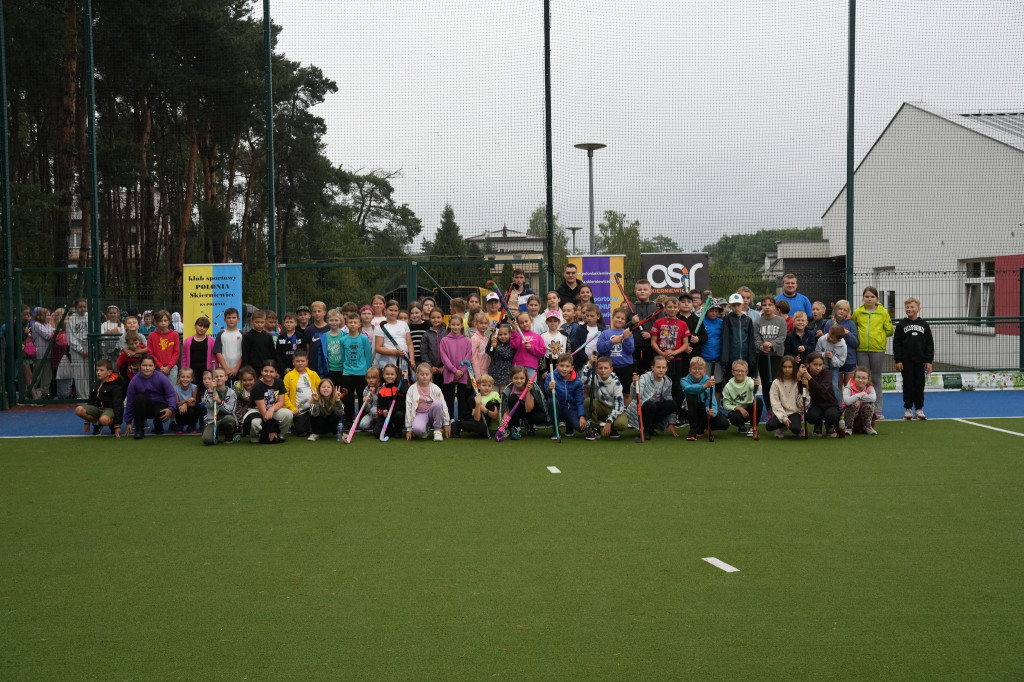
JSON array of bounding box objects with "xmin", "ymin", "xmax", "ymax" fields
[
  {"xmin": 339, "ymin": 375, "xmax": 367, "ymax": 423},
  {"xmin": 639, "ymin": 398, "xmax": 678, "ymax": 437},
  {"xmin": 766, "ymin": 411, "xmax": 803, "ymax": 435},
  {"xmin": 132, "ymin": 395, "xmax": 168, "ymax": 432},
  {"xmin": 757, "ymin": 355, "xmax": 783, "ymax": 413},
  {"xmin": 510, "ymin": 401, "xmax": 548, "ymax": 428},
  {"xmin": 173, "ymin": 404, "xmax": 202, "ymax": 430},
  {"xmin": 806, "ymin": 404, "xmax": 840, "ymax": 430},
  {"xmin": 442, "ymin": 381, "xmax": 472, "ymax": 421},
  {"xmin": 684, "ymin": 395, "xmax": 729, "ymax": 434}
]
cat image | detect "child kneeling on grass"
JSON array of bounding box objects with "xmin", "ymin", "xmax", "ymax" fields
[
  {"xmin": 74, "ymin": 358, "xmax": 123, "ymax": 436},
  {"xmin": 283, "ymin": 349, "xmax": 320, "ymax": 437},
  {"xmin": 309, "ymin": 378, "xmax": 346, "ymax": 441},
  {"xmin": 251, "ymin": 360, "xmax": 292, "ymax": 444},
  {"xmin": 405, "ymin": 362, "xmax": 450, "ymax": 441},
  {"xmin": 374, "ymin": 364, "xmax": 406, "ymax": 440},
  {"xmin": 680, "ymin": 356, "xmax": 729, "ymax": 440},
  {"xmin": 799, "ymin": 351, "xmax": 841, "ymax": 438},
  {"xmin": 547, "ymin": 353, "xmax": 586, "ymax": 439},
  {"xmin": 766, "ymin": 356, "xmax": 806, "ymax": 438},
  {"xmin": 173, "ymin": 367, "xmax": 201, "ymax": 433},
  {"xmin": 842, "ymin": 366, "xmax": 877, "ymax": 436},
  {"xmin": 499, "ymin": 365, "xmax": 549, "ymax": 440},
  {"xmin": 477, "ymin": 374, "xmax": 502, "ymax": 433},
  {"xmin": 202, "ymin": 368, "xmax": 238, "ymax": 445},
  {"xmin": 123, "ymin": 355, "xmax": 177, "ymax": 440},
  {"xmin": 629, "ymin": 355, "xmax": 680, "ymax": 442},
  {"xmin": 722, "ymin": 359, "xmax": 761, "ymax": 437},
  {"xmin": 581, "ymin": 356, "xmax": 627, "ymax": 440}
]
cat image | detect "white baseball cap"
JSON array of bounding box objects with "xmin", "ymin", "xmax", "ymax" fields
[
  {"xmin": 728, "ymin": 293, "xmax": 744, "ymax": 305},
  {"xmin": 485, "ymin": 292, "xmax": 500, "ymax": 302}
]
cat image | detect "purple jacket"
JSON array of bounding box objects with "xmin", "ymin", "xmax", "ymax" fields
[
  {"xmin": 439, "ymin": 333, "xmax": 473, "ymax": 384},
  {"xmin": 124, "ymin": 371, "xmax": 178, "ymax": 423}
]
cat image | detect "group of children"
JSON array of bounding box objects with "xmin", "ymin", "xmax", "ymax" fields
[{"xmin": 71, "ymin": 275, "xmax": 936, "ymax": 443}]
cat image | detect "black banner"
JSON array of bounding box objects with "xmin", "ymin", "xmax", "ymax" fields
[{"xmin": 640, "ymin": 253, "xmax": 710, "ymax": 296}]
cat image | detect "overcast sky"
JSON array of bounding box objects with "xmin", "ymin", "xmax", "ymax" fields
[{"xmin": 270, "ymin": 0, "xmax": 1024, "ymax": 254}]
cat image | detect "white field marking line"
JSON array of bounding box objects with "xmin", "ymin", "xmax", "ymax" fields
[
  {"xmin": 547, "ymin": 466, "xmax": 561, "ymax": 474},
  {"xmin": 702, "ymin": 557, "xmax": 740, "ymax": 573},
  {"xmin": 953, "ymin": 418, "xmax": 1024, "ymax": 438}
]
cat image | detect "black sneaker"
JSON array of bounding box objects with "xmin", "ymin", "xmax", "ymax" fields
[
  {"xmin": 609, "ymin": 429, "xmax": 620, "ymax": 439},
  {"xmin": 584, "ymin": 427, "xmax": 598, "ymax": 441},
  {"xmin": 152, "ymin": 424, "xmax": 165, "ymax": 435},
  {"xmin": 451, "ymin": 420, "xmax": 462, "ymax": 439},
  {"xmin": 92, "ymin": 424, "xmax": 102, "ymax": 435}
]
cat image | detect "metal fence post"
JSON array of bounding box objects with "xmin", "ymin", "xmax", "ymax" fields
[
  {"xmin": 407, "ymin": 261, "xmax": 417, "ymax": 308},
  {"xmin": 1019, "ymin": 267, "xmax": 1023, "ymax": 371}
]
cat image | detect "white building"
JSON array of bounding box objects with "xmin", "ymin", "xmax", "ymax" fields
[{"xmin": 821, "ymin": 102, "xmax": 1024, "ymax": 369}]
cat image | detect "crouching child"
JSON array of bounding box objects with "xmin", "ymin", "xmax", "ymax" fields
[
  {"xmin": 548, "ymin": 353, "xmax": 586, "ymax": 438},
  {"xmin": 74, "ymin": 358, "xmax": 124, "ymax": 436},
  {"xmin": 842, "ymin": 366, "xmax": 877, "ymax": 435},
  {"xmin": 202, "ymin": 368, "xmax": 238, "ymax": 445}
]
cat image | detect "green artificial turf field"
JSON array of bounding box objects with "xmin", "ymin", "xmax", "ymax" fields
[{"xmin": 2, "ymin": 420, "xmax": 1023, "ymax": 680}]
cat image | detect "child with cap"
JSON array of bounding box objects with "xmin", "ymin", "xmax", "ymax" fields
[
  {"xmin": 484, "ymin": 292, "xmax": 504, "ymax": 327},
  {"xmin": 540, "ymin": 310, "xmax": 569, "ymax": 379},
  {"xmin": 720, "ymin": 293, "xmax": 756, "ymax": 373}
]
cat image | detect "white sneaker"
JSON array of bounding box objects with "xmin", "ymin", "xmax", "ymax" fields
[
  {"xmin": 874, "ymin": 413, "xmax": 885, "ymax": 421},
  {"xmin": 433, "ymin": 429, "xmax": 443, "ymax": 441},
  {"xmin": 865, "ymin": 426, "xmax": 878, "ymax": 435},
  {"xmin": 307, "ymin": 434, "xmax": 319, "ymax": 441},
  {"xmin": 915, "ymin": 409, "xmax": 926, "ymax": 420},
  {"xmin": 904, "ymin": 409, "xmax": 913, "ymax": 420}
]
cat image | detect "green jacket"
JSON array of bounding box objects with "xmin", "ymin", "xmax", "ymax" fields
[{"xmin": 851, "ymin": 305, "xmax": 893, "ymax": 353}]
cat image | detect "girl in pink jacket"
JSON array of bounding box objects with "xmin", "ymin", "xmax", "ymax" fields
[{"xmin": 439, "ymin": 315, "xmax": 473, "ymax": 424}]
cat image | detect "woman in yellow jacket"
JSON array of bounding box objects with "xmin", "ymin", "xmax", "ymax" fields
[{"xmin": 851, "ymin": 286, "xmax": 893, "ymax": 420}]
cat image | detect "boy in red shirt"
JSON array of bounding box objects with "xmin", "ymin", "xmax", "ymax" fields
[
  {"xmin": 147, "ymin": 309, "xmax": 181, "ymax": 385},
  {"xmin": 650, "ymin": 296, "xmax": 690, "ymax": 417}
]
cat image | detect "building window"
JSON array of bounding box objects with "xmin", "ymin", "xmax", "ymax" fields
[
  {"xmin": 68, "ymin": 232, "xmax": 82, "ymax": 250},
  {"xmin": 963, "ymin": 259, "xmax": 995, "ymax": 328}
]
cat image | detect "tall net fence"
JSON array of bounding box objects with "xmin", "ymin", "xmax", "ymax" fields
[{"xmin": 3, "ymin": 1, "xmax": 1024, "ymax": 407}]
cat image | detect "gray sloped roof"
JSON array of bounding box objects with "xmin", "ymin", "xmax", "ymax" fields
[
  {"xmin": 823, "ymin": 102, "xmax": 1024, "ymax": 217},
  {"xmin": 918, "ymin": 102, "xmax": 1024, "ymax": 153}
]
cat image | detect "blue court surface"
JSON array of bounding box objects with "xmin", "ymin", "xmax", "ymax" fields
[{"xmin": 0, "ymin": 391, "xmax": 1021, "ymax": 439}]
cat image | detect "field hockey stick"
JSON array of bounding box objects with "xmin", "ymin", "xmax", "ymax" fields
[
  {"xmin": 800, "ymin": 381, "xmax": 809, "ymax": 439},
  {"xmin": 627, "ymin": 304, "xmax": 665, "ymax": 333},
  {"xmin": 486, "ymin": 280, "xmax": 528, "ymax": 344},
  {"xmin": 460, "ymin": 360, "xmax": 480, "ymax": 396},
  {"xmin": 585, "ymin": 359, "xmax": 598, "ymax": 432},
  {"xmin": 500, "ymin": 281, "xmax": 516, "ymax": 323},
  {"xmin": 751, "ymin": 383, "xmax": 760, "ymax": 441},
  {"xmin": 708, "ymin": 387, "xmax": 716, "ymax": 440},
  {"xmin": 212, "ymin": 391, "xmax": 218, "ymax": 443},
  {"xmin": 613, "ymin": 273, "xmax": 637, "ymax": 318},
  {"xmin": 762, "ymin": 351, "xmax": 775, "ymax": 423},
  {"xmin": 634, "ymin": 372, "xmax": 645, "ymax": 443},
  {"xmin": 495, "ymin": 378, "xmax": 534, "ymax": 442},
  {"xmin": 379, "ymin": 323, "xmax": 411, "ymax": 380},
  {"xmin": 345, "ymin": 398, "xmax": 368, "ymax": 443},
  {"xmin": 570, "ymin": 334, "xmax": 600, "ymax": 356},
  {"xmin": 551, "ymin": 380, "xmax": 560, "ymax": 442},
  {"xmin": 379, "ymin": 376, "xmax": 406, "ymax": 442},
  {"xmin": 692, "ymin": 297, "xmax": 713, "ymax": 335}
]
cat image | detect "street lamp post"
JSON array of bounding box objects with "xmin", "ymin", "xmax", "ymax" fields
[
  {"xmin": 567, "ymin": 226, "xmax": 582, "ymax": 254},
  {"xmin": 575, "ymin": 143, "xmax": 606, "ymax": 255}
]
